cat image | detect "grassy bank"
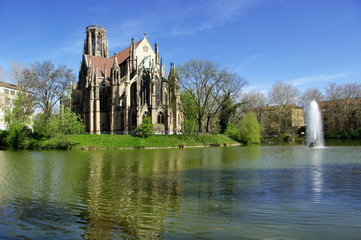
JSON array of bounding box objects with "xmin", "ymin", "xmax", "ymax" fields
[{"xmin": 40, "ymin": 133, "xmax": 240, "ymax": 150}]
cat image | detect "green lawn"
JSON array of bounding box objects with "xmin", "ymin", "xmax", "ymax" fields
[{"xmin": 42, "ymin": 133, "xmax": 240, "ymax": 150}]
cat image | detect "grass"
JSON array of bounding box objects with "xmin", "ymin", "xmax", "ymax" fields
[{"xmin": 40, "ymin": 133, "xmax": 240, "ymax": 150}]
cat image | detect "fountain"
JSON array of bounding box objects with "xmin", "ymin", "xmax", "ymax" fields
[{"xmin": 306, "ymin": 100, "xmax": 324, "ymax": 148}]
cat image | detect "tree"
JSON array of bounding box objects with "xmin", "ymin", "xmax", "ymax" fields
[
  {"xmin": 22, "ymin": 60, "xmax": 75, "ymax": 121},
  {"xmin": 177, "ymin": 59, "xmax": 247, "ymax": 133},
  {"xmin": 267, "ymin": 81, "xmax": 299, "ymax": 135},
  {"xmin": 134, "ymin": 117, "xmax": 153, "ymax": 138},
  {"xmin": 48, "ymin": 107, "xmax": 85, "ymax": 148},
  {"xmin": 324, "ymin": 82, "xmax": 361, "ymax": 131},
  {"xmin": 181, "ymin": 90, "xmax": 198, "ymax": 133},
  {"xmin": 239, "ymin": 111, "xmax": 262, "ymax": 144},
  {"xmin": 225, "ymin": 111, "xmax": 262, "ymax": 144},
  {"xmin": 3, "ymin": 92, "xmax": 33, "ymax": 149},
  {"xmin": 241, "ymin": 90, "xmax": 267, "ymax": 123},
  {"xmin": 299, "ymin": 88, "xmax": 324, "ymax": 110},
  {"xmin": 219, "ymin": 93, "xmax": 239, "ymax": 133},
  {"xmin": 0, "ymin": 65, "xmax": 5, "ymax": 82}
]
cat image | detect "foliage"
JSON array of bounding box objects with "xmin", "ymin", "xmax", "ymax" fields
[
  {"xmin": 3, "ymin": 91, "xmax": 34, "ymax": 149},
  {"xmin": 178, "ymin": 58, "xmax": 247, "ymax": 133},
  {"xmin": 55, "ymin": 133, "xmax": 238, "ymax": 149},
  {"xmin": 0, "ymin": 130, "xmax": 7, "ymax": 146},
  {"xmin": 181, "ymin": 90, "xmax": 198, "ymax": 133},
  {"xmin": 219, "ymin": 93, "xmax": 239, "ymax": 133},
  {"xmin": 324, "ymin": 128, "xmax": 361, "ymax": 139},
  {"xmin": 134, "ymin": 117, "xmax": 153, "ymax": 138},
  {"xmin": 48, "ymin": 107, "xmax": 85, "ymax": 148},
  {"xmin": 241, "ymin": 90, "xmax": 267, "ymax": 123},
  {"xmin": 5, "ymin": 124, "xmax": 33, "ymax": 149},
  {"xmin": 225, "ymin": 112, "xmax": 262, "ymax": 144},
  {"xmin": 238, "ymin": 112, "xmax": 262, "ymax": 144}
]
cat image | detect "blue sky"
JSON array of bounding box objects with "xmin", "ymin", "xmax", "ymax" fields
[{"xmin": 0, "ymin": 0, "xmax": 360, "ymax": 95}]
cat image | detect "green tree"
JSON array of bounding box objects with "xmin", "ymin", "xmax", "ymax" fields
[
  {"xmin": 181, "ymin": 90, "xmax": 198, "ymax": 133},
  {"xmin": 134, "ymin": 117, "xmax": 153, "ymax": 138},
  {"xmin": 4, "ymin": 91, "xmax": 33, "ymax": 149},
  {"xmin": 48, "ymin": 107, "xmax": 85, "ymax": 148},
  {"xmin": 225, "ymin": 112, "xmax": 261, "ymax": 144},
  {"xmin": 239, "ymin": 112, "xmax": 262, "ymax": 144},
  {"xmin": 219, "ymin": 93, "xmax": 239, "ymax": 133}
]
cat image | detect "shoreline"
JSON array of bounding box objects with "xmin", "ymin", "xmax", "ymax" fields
[{"xmin": 74, "ymin": 143, "xmax": 242, "ymax": 151}]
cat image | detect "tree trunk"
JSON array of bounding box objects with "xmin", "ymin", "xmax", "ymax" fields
[{"xmin": 198, "ymin": 118, "xmax": 203, "ymax": 133}]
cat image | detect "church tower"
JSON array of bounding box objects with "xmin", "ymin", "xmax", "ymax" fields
[{"xmin": 84, "ymin": 25, "xmax": 109, "ymax": 58}]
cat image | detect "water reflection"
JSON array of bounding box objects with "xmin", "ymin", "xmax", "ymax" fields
[
  {"xmin": 310, "ymin": 149, "xmax": 324, "ymax": 203},
  {"xmin": 0, "ymin": 147, "xmax": 361, "ymax": 239}
]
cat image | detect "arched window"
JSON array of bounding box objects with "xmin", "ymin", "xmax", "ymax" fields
[
  {"xmin": 100, "ymin": 88, "xmax": 108, "ymax": 112},
  {"xmin": 130, "ymin": 82, "xmax": 137, "ymax": 106},
  {"xmin": 157, "ymin": 112, "xmax": 165, "ymax": 124},
  {"xmin": 155, "ymin": 79, "xmax": 160, "ymax": 106},
  {"xmin": 131, "ymin": 111, "xmax": 137, "ymax": 127},
  {"xmin": 97, "ymin": 35, "xmax": 100, "ymax": 52},
  {"xmin": 91, "ymin": 36, "xmax": 95, "ymax": 53}
]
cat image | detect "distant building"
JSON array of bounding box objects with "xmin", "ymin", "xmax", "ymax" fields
[
  {"xmin": 254, "ymin": 105, "xmax": 304, "ymax": 135},
  {"xmin": 0, "ymin": 81, "xmax": 33, "ymax": 130},
  {"xmin": 72, "ymin": 25, "xmax": 183, "ymax": 134}
]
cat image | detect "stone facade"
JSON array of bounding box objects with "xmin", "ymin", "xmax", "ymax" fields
[{"xmin": 72, "ymin": 25, "xmax": 183, "ymax": 134}]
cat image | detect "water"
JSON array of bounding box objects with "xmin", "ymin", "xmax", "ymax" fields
[
  {"xmin": 0, "ymin": 146, "xmax": 361, "ymax": 239},
  {"xmin": 306, "ymin": 100, "xmax": 324, "ymax": 148}
]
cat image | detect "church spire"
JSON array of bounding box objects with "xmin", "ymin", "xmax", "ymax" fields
[{"xmin": 112, "ymin": 52, "xmax": 119, "ymax": 69}]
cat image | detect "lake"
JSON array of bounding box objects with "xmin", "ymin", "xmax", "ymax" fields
[{"xmin": 0, "ymin": 144, "xmax": 360, "ymax": 239}]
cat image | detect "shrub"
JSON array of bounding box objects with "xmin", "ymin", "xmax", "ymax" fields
[{"xmin": 134, "ymin": 117, "xmax": 153, "ymax": 138}]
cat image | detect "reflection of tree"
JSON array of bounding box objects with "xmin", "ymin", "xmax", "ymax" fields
[{"xmin": 81, "ymin": 149, "xmax": 185, "ymax": 239}]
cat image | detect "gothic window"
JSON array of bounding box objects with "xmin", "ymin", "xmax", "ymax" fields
[
  {"xmin": 157, "ymin": 112, "xmax": 164, "ymax": 124},
  {"xmin": 155, "ymin": 79, "xmax": 160, "ymax": 106},
  {"xmin": 130, "ymin": 82, "xmax": 137, "ymax": 106},
  {"xmin": 91, "ymin": 36, "xmax": 95, "ymax": 53},
  {"xmin": 141, "ymin": 76, "xmax": 150, "ymax": 105},
  {"xmin": 97, "ymin": 35, "xmax": 100, "ymax": 52},
  {"xmin": 131, "ymin": 111, "xmax": 137, "ymax": 127},
  {"xmin": 100, "ymin": 88, "xmax": 108, "ymax": 112}
]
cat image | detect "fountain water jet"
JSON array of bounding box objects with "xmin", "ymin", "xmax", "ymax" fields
[{"xmin": 306, "ymin": 100, "xmax": 324, "ymax": 148}]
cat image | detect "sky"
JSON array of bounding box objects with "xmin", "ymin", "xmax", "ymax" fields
[{"xmin": 0, "ymin": 0, "xmax": 360, "ymax": 96}]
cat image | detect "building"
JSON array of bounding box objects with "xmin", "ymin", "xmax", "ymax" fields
[
  {"xmin": 72, "ymin": 25, "xmax": 183, "ymax": 134},
  {"xmin": 256, "ymin": 105, "xmax": 304, "ymax": 135},
  {"xmin": 0, "ymin": 81, "xmax": 33, "ymax": 130}
]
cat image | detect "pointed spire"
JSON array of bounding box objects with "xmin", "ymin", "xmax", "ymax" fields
[{"xmin": 112, "ymin": 52, "xmax": 119, "ymax": 68}]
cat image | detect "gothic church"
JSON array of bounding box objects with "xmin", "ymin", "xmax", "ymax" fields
[{"xmin": 72, "ymin": 25, "xmax": 183, "ymax": 134}]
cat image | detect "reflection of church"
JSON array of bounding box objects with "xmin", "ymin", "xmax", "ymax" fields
[{"xmin": 72, "ymin": 25, "xmax": 183, "ymax": 134}]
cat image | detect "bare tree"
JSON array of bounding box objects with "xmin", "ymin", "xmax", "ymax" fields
[
  {"xmin": 9, "ymin": 61, "xmax": 26, "ymax": 86},
  {"xmin": 241, "ymin": 90, "xmax": 267, "ymax": 123},
  {"xmin": 324, "ymin": 82, "xmax": 361, "ymax": 130},
  {"xmin": 178, "ymin": 59, "xmax": 247, "ymax": 132},
  {"xmin": 267, "ymin": 81, "xmax": 300, "ymax": 135},
  {"xmin": 298, "ymin": 88, "xmax": 324, "ymax": 110},
  {"xmin": 22, "ymin": 60, "xmax": 75, "ymax": 120},
  {"xmin": 0, "ymin": 65, "xmax": 5, "ymax": 82}
]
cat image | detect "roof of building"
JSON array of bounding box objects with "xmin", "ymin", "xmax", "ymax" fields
[
  {"xmin": 85, "ymin": 39, "xmax": 143, "ymax": 77},
  {"xmin": 0, "ymin": 81, "xmax": 19, "ymax": 90}
]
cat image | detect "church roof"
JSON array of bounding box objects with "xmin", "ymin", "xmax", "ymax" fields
[{"xmin": 85, "ymin": 39, "xmax": 143, "ymax": 77}]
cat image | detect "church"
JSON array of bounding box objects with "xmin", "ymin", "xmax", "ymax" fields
[{"xmin": 72, "ymin": 25, "xmax": 184, "ymax": 135}]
